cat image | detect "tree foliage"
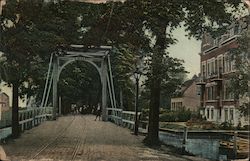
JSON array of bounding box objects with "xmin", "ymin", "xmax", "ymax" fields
[
  {"xmin": 0, "ymin": 0, "xmax": 84, "ymax": 138},
  {"xmin": 229, "ymin": 28, "xmax": 250, "ymax": 116},
  {"xmin": 0, "ymin": 0, "xmax": 244, "ymax": 142}
]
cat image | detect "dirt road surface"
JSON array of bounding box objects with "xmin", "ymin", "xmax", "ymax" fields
[{"xmin": 2, "ymin": 115, "xmax": 210, "ymax": 161}]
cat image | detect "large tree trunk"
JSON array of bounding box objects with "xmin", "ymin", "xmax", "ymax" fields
[
  {"xmin": 144, "ymin": 53, "xmax": 162, "ymax": 145},
  {"xmin": 145, "ymin": 28, "xmax": 166, "ymax": 145},
  {"xmin": 12, "ymin": 83, "xmax": 20, "ymax": 138},
  {"xmin": 147, "ymin": 80, "xmax": 161, "ymax": 144}
]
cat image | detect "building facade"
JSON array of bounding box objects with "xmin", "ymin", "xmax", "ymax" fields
[
  {"xmin": 171, "ymin": 76, "xmax": 200, "ymax": 112},
  {"xmin": 197, "ymin": 16, "xmax": 249, "ymax": 126},
  {"xmin": 0, "ymin": 92, "xmax": 10, "ymax": 112}
]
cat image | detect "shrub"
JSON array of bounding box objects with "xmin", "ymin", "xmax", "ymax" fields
[
  {"xmin": 177, "ymin": 110, "xmax": 192, "ymax": 122},
  {"xmin": 159, "ymin": 112, "xmax": 177, "ymax": 122},
  {"xmin": 140, "ymin": 108, "xmax": 149, "ymax": 121},
  {"xmin": 219, "ymin": 122, "xmax": 234, "ymax": 130},
  {"xmin": 243, "ymin": 125, "xmax": 250, "ymax": 130},
  {"xmin": 159, "ymin": 109, "xmax": 192, "ymax": 122}
]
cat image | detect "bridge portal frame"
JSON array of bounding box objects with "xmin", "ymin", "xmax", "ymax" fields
[{"xmin": 52, "ymin": 46, "xmax": 111, "ymax": 121}]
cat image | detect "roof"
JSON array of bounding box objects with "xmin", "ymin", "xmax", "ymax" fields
[
  {"xmin": 173, "ymin": 75, "xmax": 198, "ymax": 97},
  {"xmin": 0, "ymin": 92, "xmax": 9, "ymax": 97}
]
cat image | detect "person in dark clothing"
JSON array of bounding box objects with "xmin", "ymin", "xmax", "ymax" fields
[{"xmin": 95, "ymin": 104, "xmax": 101, "ymax": 121}]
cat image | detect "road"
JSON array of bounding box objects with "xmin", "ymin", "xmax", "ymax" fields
[{"xmin": 2, "ymin": 115, "xmax": 210, "ymax": 161}]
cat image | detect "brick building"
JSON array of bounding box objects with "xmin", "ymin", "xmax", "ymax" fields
[
  {"xmin": 0, "ymin": 92, "xmax": 10, "ymax": 112},
  {"xmin": 171, "ymin": 75, "xmax": 200, "ymax": 112},
  {"xmin": 196, "ymin": 16, "xmax": 249, "ymax": 126}
]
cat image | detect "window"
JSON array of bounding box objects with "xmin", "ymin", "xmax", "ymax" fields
[
  {"xmin": 224, "ymin": 82, "xmax": 234, "ymax": 100},
  {"xmin": 202, "ymin": 64, "xmax": 206, "ymax": 78},
  {"xmin": 230, "ymin": 109, "xmax": 234, "ymax": 121},
  {"xmin": 218, "ymin": 58, "xmax": 223, "ymax": 73},
  {"xmin": 215, "ymin": 59, "xmax": 218, "ymax": 74},
  {"xmin": 225, "ymin": 108, "xmax": 228, "ymax": 121},
  {"xmin": 207, "ymin": 108, "xmax": 210, "ymax": 119},
  {"xmin": 224, "ymin": 53, "xmax": 234, "ymax": 73},
  {"xmin": 207, "ymin": 62, "xmax": 210, "ymax": 76},
  {"xmin": 207, "ymin": 86, "xmax": 215, "ymax": 100},
  {"xmin": 231, "ymin": 59, "xmax": 235, "ymax": 71},
  {"xmin": 210, "ymin": 61, "xmax": 214, "ymax": 75},
  {"xmin": 211, "ymin": 109, "xmax": 214, "ymax": 120},
  {"xmin": 218, "ymin": 109, "xmax": 222, "ymax": 119}
]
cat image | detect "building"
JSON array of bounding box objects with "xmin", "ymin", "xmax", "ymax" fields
[
  {"xmin": 0, "ymin": 92, "xmax": 10, "ymax": 112},
  {"xmin": 171, "ymin": 75, "xmax": 200, "ymax": 112},
  {"xmin": 196, "ymin": 16, "xmax": 249, "ymax": 126}
]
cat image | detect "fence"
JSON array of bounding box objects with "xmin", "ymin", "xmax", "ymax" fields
[
  {"xmin": 107, "ymin": 108, "xmax": 143, "ymax": 130},
  {"xmin": 0, "ymin": 110, "xmax": 12, "ymax": 129},
  {"xmin": 18, "ymin": 107, "xmax": 53, "ymax": 131},
  {"xmin": 0, "ymin": 107, "xmax": 53, "ymax": 139}
]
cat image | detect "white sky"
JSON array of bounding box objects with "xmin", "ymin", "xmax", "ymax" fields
[{"xmin": 168, "ymin": 27, "xmax": 201, "ymax": 79}]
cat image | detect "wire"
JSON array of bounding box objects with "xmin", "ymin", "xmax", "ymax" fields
[{"xmin": 101, "ymin": 1, "xmax": 115, "ymax": 43}]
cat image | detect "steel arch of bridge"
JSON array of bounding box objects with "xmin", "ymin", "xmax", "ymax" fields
[{"xmin": 49, "ymin": 45, "xmax": 114, "ymax": 121}]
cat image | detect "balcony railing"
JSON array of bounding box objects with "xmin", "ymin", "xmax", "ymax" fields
[
  {"xmin": 196, "ymin": 76, "xmax": 206, "ymax": 85},
  {"xmin": 203, "ymin": 26, "xmax": 240, "ymax": 54}
]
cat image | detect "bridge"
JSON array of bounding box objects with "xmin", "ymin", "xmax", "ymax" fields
[
  {"xmin": 1, "ymin": 115, "xmax": 206, "ymax": 161},
  {"xmin": 0, "ymin": 46, "xmax": 208, "ymax": 161}
]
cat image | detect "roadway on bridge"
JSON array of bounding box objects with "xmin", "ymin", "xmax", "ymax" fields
[{"xmin": 3, "ymin": 115, "xmax": 208, "ymax": 161}]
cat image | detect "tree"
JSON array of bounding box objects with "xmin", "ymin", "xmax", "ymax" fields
[
  {"xmin": 0, "ymin": 0, "xmax": 82, "ymax": 138},
  {"xmin": 229, "ymin": 28, "xmax": 250, "ymax": 116},
  {"xmin": 110, "ymin": 45, "xmax": 137, "ymax": 110},
  {"xmin": 127, "ymin": 0, "xmax": 242, "ymax": 145},
  {"xmin": 160, "ymin": 57, "xmax": 188, "ymax": 108},
  {"xmin": 78, "ymin": 1, "xmax": 151, "ymax": 110},
  {"xmin": 76, "ymin": 0, "xmax": 243, "ymax": 145},
  {"xmin": 0, "ymin": 0, "xmax": 51, "ymax": 137},
  {"xmin": 0, "ymin": 0, "xmax": 244, "ymax": 142}
]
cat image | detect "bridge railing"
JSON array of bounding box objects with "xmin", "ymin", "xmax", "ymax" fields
[
  {"xmin": 18, "ymin": 107, "xmax": 53, "ymax": 132},
  {"xmin": 0, "ymin": 110, "xmax": 12, "ymax": 129},
  {"xmin": 0, "ymin": 107, "xmax": 52, "ymax": 130},
  {"xmin": 107, "ymin": 108, "xmax": 141, "ymax": 130}
]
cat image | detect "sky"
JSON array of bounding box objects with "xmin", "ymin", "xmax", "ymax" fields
[{"xmin": 168, "ymin": 27, "xmax": 201, "ymax": 79}]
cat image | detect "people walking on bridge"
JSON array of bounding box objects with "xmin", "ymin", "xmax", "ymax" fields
[{"xmin": 95, "ymin": 103, "xmax": 101, "ymax": 121}]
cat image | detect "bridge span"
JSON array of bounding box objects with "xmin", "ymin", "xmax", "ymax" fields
[{"xmin": 2, "ymin": 115, "xmax": 208, "ymax": 161}]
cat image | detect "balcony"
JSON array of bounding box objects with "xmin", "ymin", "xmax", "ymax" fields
[
  {"xmin": 196, "ymin": 77, "xmax": 206, "ymax": 85},
  {"xmin": 210, "ymin": 68, "xmax": 223, "ymax": 82},
  {"xmin": 202, "ymin": 25, "xmax": 241, "ymax": 54},
  {"xmin": 211, "ymin": 73, "xmax": 223, "ymax": 82},
  {"xmin": 220, "ymin": 34, "xmax": 239, "ymax": 46},
  {"xmin": 203, "ymin": 38, "xmax": 219, "ymax": 54}
]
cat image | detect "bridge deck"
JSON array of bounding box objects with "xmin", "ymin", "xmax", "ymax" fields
[{"xmin": 2, "ymin": 115, "xmax": 208, "ymax": 161}]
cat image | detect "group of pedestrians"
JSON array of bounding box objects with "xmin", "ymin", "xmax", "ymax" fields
[{"xmin": 70, "ymin": 103, "xmax": 102, "ymax": 121}]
